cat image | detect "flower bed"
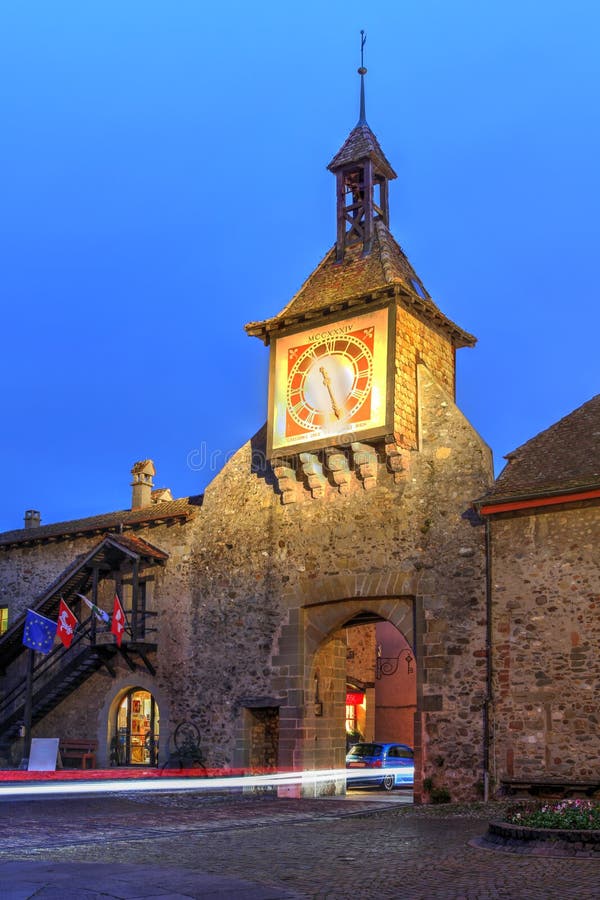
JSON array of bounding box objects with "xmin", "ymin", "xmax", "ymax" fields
[
  {"xmin": 476, "ymin": 801, "xmax": 600, "ymax": 857},
  {"xmin": 506, "ymin": 799, "xmax": 600, "ymax": 830}
]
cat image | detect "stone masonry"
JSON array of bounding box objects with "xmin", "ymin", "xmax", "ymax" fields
[
  {"xmin": 393, "ymin": 305, "xmax": 455, "ymax": 451},
  {"xmin": 489, "ymin": 504, "xmax": 600, "ymax": 786},
  {"xmin": 0, "ymin": 358, "xmax": 492, "ymax": 800},
  {"xmin": 0, "ymin": 85, "xmax": 500, "ymax": 801},
  {"xmin": 186, "ymin": 360, "xmax": 492, "ymax": 801}
]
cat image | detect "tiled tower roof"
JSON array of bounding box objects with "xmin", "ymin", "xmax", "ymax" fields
[
  {"xmin": 327, "ymin": 122, "xmax": 397, "ymax": 180},
  {"xmin": 245, "ymin": 220, "xmax": 475, "ymax": 348}
]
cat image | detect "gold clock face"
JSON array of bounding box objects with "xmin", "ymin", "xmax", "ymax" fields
[
  {"xmin": 269, "ymin": 306, "xmax": 392, "ymax": 455},
  {"xmin": 286, "ymin": 332, "xmax": 373, "ymax": 430}
]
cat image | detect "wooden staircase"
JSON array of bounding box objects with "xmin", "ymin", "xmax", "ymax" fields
[
  {"xmin": 0, "ymin": 626, "xmax": 119, "ymax": 750},
  {"xmin": 0, "ymin": 533, "xmax": 165, "ymax": 762}
]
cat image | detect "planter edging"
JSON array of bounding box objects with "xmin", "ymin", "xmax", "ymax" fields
[{"xmin": 475, "ymin": 820, "xmax": 600, "ymax": 856}]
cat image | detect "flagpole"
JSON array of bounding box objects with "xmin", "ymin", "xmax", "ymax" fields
[
  {"xmin": 91, "ymin": 567, "xmax": 99, "ymax": 644},
  {"xmin": 23, "ymin": 648, "xmax": 34, "ymax": 762}
]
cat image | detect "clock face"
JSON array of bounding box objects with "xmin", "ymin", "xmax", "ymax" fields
[{"xmin": 269, "ymin": 306, "xmax": 392, "ymax": 456}]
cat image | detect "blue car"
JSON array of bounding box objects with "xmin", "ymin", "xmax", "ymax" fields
[{"xmin": 346, "ymin": 742, "xmax": 414, "ymax": 791}]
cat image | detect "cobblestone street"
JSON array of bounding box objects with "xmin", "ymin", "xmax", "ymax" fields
[{"xmin": 2, "ymin": 790, "xmax": 600, "ymax": 898}]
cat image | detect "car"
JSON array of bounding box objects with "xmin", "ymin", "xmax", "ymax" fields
[{"xmin": 346, "ymin": 741, "xmax": 414, "ymax": 791}]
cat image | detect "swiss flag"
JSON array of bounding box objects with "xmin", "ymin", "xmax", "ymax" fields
[
  {"xmin": 56, "ymin": 598, "xmax": 78, "ymax": 648},
  {"xmin": 111, "ymin": 594, "xmax": 126, "ymax": 647}
]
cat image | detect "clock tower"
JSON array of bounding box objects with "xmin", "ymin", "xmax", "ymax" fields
[{"xmin": 246, "ymin": 60, "xmax": 475, "ymax": 501}]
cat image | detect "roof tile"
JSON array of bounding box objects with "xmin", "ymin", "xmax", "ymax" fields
[
  {"xmin": 0, "ymin": 496, "xmax": 202, "ymax": 548},
  {"xmin": 484, "ymin": 394, "xmax": 600, "ymax": 503},
  {"xmin": 327, "ymin": 123, "xmax": 397, "ymax": 180},
  {"xmin": 245, "ymin": 220, "xmax": 474, "ymax": 347}
]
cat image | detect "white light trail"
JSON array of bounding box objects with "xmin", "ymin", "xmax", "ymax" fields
[
  {"xmin": 0, "ymin": 768, "xmax": 337, "ymax": 798},
  {"xmin": 0, "ymin": 766, "xmax": 413, "ymax": 799}
]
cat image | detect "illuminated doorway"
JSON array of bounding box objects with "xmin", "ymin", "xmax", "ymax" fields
[
  {"xmin": 345, "ymin": 683, "xmax": 366, "ymax": 750},
  {"xmin": 115, "ymin": 688, "xmax": 159, "ymax": 766}
]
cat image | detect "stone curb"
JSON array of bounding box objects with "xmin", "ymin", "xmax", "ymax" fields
[{"xmin": 474, "ymin": 820, "xmax": 600, "ymax": 857}]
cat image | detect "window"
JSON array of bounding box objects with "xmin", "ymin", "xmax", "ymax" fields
[
  {"xmin": 388, "ymin": 745, "xmax": 414, "ymax": 760},
  {"xmin": 410, "ymin": 278, "xmax": 426, "ymax": 299},
  {"xmin": 345, "ymin": 702, "xmax": 357, "ymax": 734},
  {"xmin": 352, "ymin": 743, "xmax": 383, "ymax": 757},
  {"xmin": 0, "ymin": 606, "xmax": 8, "ymax": 635}
]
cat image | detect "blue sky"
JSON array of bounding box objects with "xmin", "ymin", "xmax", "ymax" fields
[{"xmin": 1, "ymin": 1, "xmax": 598, "ymax": 532}]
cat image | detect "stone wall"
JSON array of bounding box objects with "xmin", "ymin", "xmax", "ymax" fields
[
  {"xmin": 394, "ymin": 305, "xmax": 455, "ymax": 450},
  {"xmin": 490, "ymin": 503, "xmax": 600, "ymax": 787},
  {"xmin": 346, "ymin": 623, "xmax": 376, "ymax": 687},
  {"xmin": 0, "ymin": 536, "xmax": 99, "ymax": 621},
  {"xmin": 189, "ymin": 362, "xmax": 492, "ymax": 800},
  {"xmin": 0, "ymin": 363, "xmax": 493, "ymax": 800}
]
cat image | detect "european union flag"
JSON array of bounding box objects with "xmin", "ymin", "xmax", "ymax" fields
[{"xmin": 23, "ymin": 609, "xmax": 57, "ymax": 654}]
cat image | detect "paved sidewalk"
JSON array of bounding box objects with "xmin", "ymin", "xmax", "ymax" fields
[
  {"xmin": 0, "ymin": 859, "xmax": 299, "ymax": 899},
  {"xmin": 1, "ymin": 790, "xmax": 600, "ymax": 898}
]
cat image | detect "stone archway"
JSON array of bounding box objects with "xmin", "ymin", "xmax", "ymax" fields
[
  {"xmin": 303, "ymin": 595, "xmax": 415, "ymax": 657},
  {"xmin": 271, "ymin": 577, "xmax": 417, "ymax": 797}
]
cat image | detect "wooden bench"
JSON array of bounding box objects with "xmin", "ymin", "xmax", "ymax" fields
[
  {"xmin": 59, "ymin": 739, "xmax": 97, "ymax": 769},
  {"xmin": 501, "ymin": 777, "xmax": 600, "ymax": 799}
]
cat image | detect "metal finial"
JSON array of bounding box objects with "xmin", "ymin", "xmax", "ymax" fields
[
  {"xmin": 357, "ymin": 30, "xmax": 367, "ymax": 125},
  {"xmin": 360, "ymin": 30, "xmax": 366, "ymax": 69}
]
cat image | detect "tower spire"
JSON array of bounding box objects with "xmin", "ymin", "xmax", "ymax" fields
[
  {"xmin": 358, "ymin": 30, "xmax": 367, "ymax": 125},
  {"xmin": 327, "ymin": 32, "xmax": 396, "ymax": 262}
]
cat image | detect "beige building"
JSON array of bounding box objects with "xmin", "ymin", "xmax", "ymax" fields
[{"xmin": 1, "ymin": 73, "xmax": 597, "ymax": 803}]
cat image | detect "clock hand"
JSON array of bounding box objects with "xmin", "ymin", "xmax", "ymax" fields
[{"xmin": 319, "ymin": 366, "xmax": 342, "ymax": 419}]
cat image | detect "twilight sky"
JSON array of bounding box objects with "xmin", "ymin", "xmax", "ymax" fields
[{"xmin": 1, "ymin": 1, "xmax": 599, "ymax": 533}]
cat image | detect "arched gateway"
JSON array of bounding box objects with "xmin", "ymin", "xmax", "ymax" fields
[{"xmin": 269, "ymin": 578, "xmax": 417, "ymax": 798}]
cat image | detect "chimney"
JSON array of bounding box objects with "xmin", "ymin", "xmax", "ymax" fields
[
  {"xmin": 130, "ymin": 460, "xmax": 156, "ymax": 509},
  {"xmin": 24, "ymin": 509, "xmax": 41, "ymax": 529}
]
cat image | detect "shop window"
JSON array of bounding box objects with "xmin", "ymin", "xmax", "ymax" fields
[
  {"xmin": 345, "ymin": 703, "xmax": 357, "ymax": 734},
  {"xmin": 113, "ymin": 688, "xmax": 159, "ymax": 767}
]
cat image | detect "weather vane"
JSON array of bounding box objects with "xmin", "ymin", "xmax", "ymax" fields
[
  {"xmin": 359, "ymin": 30, "xmax": 367, "ymax": 74},
  {"xmin": 357, "ymin": 30, "xmax": 367, "ymax": 124}
]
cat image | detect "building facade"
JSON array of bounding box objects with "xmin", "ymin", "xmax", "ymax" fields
[
  {"xmin": 1, "ymin": 70, "xmax": 597, "ymax": 803},
  {"xmin": 478, "ymin": 394, "xmax": 600, "ymax": 794}
]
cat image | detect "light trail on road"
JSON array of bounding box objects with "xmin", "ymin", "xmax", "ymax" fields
[{"xmin": 0, "ymin": 766, "xmax": 414, "ymax": 798}]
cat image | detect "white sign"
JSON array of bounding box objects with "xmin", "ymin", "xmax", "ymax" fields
[{"xmin": 28, "ymin": 738, "xmax": 60, "ymax": 771}]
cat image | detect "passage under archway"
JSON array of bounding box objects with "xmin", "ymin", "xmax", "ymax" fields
[
  {"xmin": 300, "ymin": 601, "xmax": 416, "ymax": 796},
  {"xmin": 344, "ymin": 613, "xmax": 416, "ymax": 751}
]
